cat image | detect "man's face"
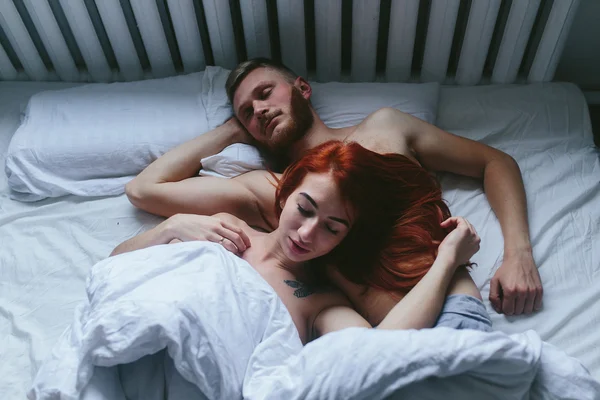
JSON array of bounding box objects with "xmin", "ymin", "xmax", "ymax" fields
[{"xmin": 232, "ymin": 68, "xmax": 313, "ymax": 153}]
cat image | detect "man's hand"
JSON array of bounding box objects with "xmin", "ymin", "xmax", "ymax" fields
[
  {"xmin": 164, "ymin": 214, "xmax": 251, "ymax": 255},
  {"xmin": 225, "ymin": 116, "xmax": 255, "ymax": 145},
  {"xmin": 489, "ymin": 251, "xmax": 542, "ymax": 315}
]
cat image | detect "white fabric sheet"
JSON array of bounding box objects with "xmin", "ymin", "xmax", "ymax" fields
[
  {"xmin": 28, "ymin": 242, "xmax": 600, "ymax": 400},
  {"xmin": 1, "ymin": 81, "xmax": 599, "ymax": 399}
]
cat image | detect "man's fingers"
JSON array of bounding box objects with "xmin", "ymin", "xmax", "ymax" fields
[
  {"xmin": 216, "ymin": 226, "xmax": 247, "ymax": 252},
  {"xmin": 514, "ymin": 291, "xmax": 526, "ymax": 315},
  {"xmin": 523, "ymin": 291, "xmax": 536, "ymax": 314},
  {"xmin": 221, "ymin": 222, "xmax": 251, "ymax": 249},
  {"xmin": 221, "ymin": 240, "xmax": 240, "ymax": 255},
  {"xmin": 534, "ymin": 286, "xmax": 544, "ymax": 311},
  {"xmin": 502, "ymin": 291, "xmax": 516, "ymax": 316},
  {"xmin": 489, "ymin": 278, "xmax": 502, "ymax": 313}
]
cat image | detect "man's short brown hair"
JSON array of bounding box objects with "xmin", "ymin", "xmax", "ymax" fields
[{"xmin": 225, "ymin": 58, "xmax": 298, "ymax": 103}]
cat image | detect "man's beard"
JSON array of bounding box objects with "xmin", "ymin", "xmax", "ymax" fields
[{"xmin": 265, "ymin": 87, "xmax": 314, "ymax": 154}]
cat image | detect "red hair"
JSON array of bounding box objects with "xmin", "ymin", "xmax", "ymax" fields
[{"xmin": 275, "ymin": 140, "xmax": 451, "ymax": 293}]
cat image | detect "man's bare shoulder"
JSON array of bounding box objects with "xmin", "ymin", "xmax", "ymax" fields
[
  {"xmin": 347, "ymin": 107, "xmax": 416, "ymax": 156},
  {"xmin": 362, "ymin": 107, "xmax": 414, "ymax": 128}
]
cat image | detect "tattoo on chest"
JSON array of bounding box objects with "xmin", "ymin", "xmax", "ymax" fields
[{"xmin": 284, "ymin": 280, "xmax": 319, "ymax": 298}]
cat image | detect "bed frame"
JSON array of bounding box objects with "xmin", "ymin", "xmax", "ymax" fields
[{"xmin": 0, "ymin": 0, "xmax": 581, "ymax": 84}]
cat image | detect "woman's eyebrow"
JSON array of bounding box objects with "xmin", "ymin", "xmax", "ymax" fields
[
  {"xmin": 300, "ymin": 193, "xmax": 350, "ymax": 227},
  {"xmin": 328, "ymin": 216, "xmax": 349, "ymax": 227},
  {"xmin": 299, "ymin": 192, "xmax": 318, "ymax": 208}
]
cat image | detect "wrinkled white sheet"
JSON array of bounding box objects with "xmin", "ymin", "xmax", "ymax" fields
[{"xmin": 28, "ymin": 242, "xmax": 600, "ymax": 400}]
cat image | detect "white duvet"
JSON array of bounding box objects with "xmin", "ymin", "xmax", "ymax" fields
[{"xmin": 29, "ymin": 242, "xmax": 600, "ymax": 400}]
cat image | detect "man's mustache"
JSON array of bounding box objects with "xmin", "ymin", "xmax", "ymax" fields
[{"xmin": 261, "ymin": 111, "xmax": 282, "ymax": 135}]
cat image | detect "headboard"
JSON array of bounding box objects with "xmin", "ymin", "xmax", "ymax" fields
[{"xmin": 0, "ymin": 0, "xmax": 581, "ymax": 85}]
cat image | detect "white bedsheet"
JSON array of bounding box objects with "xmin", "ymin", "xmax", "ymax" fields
[
  {"xmin": 1, "ymin": 81, "xmax": 599, "ymax": 399},
  {"xmin": 28, "ymin": 242, "xmax": 600, "ymax": 400}
]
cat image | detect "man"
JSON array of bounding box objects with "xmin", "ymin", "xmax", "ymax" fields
[{"xmin": 126, "ymin": 58, "xmax": 542, "ymax": 316}]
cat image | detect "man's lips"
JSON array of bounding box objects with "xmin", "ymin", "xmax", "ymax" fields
[{"xmin": 266, "ymin": 115, "xmax": 279, "ymax": 135}]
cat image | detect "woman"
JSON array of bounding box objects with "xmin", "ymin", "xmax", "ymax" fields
[{"xmin": 113, "ymin": 141, "xmax": 489, "ymax": 343}]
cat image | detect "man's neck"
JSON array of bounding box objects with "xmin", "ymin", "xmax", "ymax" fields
[{"xmin": 288, "ymin": 112, "xmax": 353, "ymax": 162}]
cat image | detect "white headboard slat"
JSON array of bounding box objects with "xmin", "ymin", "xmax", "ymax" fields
[
  {"xmin": 455, "ymin": 0, "xmax": 501, "ymax": 86},
  {"xmin": 22, "ymin": 0, "xmax": 79, "ymax": 82},
  {"xmin": 59, "ymin": 0, "xmax": 112, "ymax": 82},
  {"xmin": 202, "ymin": 0, "xmax": 237, "ymax": 70},
  {"xmin": 385, "ymin": 0, "xmax": 420, "ymax": 83},
  {"xmin": 421, "ymin": 0, "xmax": 461, "ymax": 83},
  {"xmin": 0, "ymin": 37, "xmax": 17, "ymax": 80},
  {"xmin": 350, "ymin": 0, "xmax": 380, "ymax": 82},
  {"xmin": 129, "ymin": 0, "xmax": 175, "ymax": 79},
  {"xmin": 239, "ymin": 0, "xmax": 271, "ymax": 60},
  {"xmin": 491, "ymin": 0, "xmax": 541, "ymax": 84},
  {"xmin": 315, "ymin": 0, "xmax": 342, "ymax": 83},
  {"xmin": 276, "ymin": 0, "xmax": 307, "ymax": 78},
  {"xmin": 95, "ymin": 0, "xmax": 143, "ymax": 81},
  {"xmin": 528, "ymin": 0, "xmax": 581, "ymax": 83},
  {"xmin": 166, "ymin": 0, "xmax": 206, "ymax": 74},
  {"xmin": 0, "ymin": 0, "xmax": 47, "ymax": 81}
]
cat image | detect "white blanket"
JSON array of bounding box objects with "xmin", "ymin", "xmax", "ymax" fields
[{"xmin": 28, "ymin": 242, "xmax": 600, "ymax": 400}]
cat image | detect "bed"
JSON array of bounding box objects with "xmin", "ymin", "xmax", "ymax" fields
[
  {"xmin": 1, "ymin": 0, "xmax": 599, "ymax": 398},
  {"xmin": 1, "ymin": 77, "xmax": 598, "ymax": 398}
]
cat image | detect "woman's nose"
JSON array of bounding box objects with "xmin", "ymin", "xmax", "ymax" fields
[{"xmin": 298, "ymin": 219, "xmax": 317, "ymax": 244}]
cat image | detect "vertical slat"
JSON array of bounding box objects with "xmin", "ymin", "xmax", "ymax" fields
[
  {"xmin": 0, "ymin": 44, "xmax": 17, "ymax": 80},
  {"xmin": 385, "ymin": 0, "xmax": 419, "ymax": 82},
  {"xmin": 239, "ymin": 0, "xmax": 271, "ymax": 59},
  {"xmin": 59, "ymin": 0, "xmax": 112, "ymax": 82},
  {"xmin": 276, "ymin": 0, "xmax": 307, "ymax": 77},
  {"xmin": 166, "ymin": 0, "xmax": 205, "ymax": 73},
  {"xmin": 202, "ymin": 0, "xmax": 237, "ymax": 69},
  {"xmin": 528, "ymin": 0, "xmax": 581, "ymax": 83},
  {"xmin": 129, "ymin": 0, "xmax": 175, "ymax": 78},
  {"xmin": 491, "ymin": 0, "xmax": 540, "ymax": 84},
  {"xmin": 95, "ymin": 0, "xmax": 143, "ymax": 81},
  {"xmin": 22, "ymin": 0, "xmax": 79, "ymax": 81},
  {"xmin": 351, "ymin": 0, "xmax": 380, "ymax": 82},
  {"xmin": 455, "ymin": 0, "xmax": 501, "ymax": 85},
  {"xmin": 315, "ymin": 0, "xmax": 342, "ymax": 82},
  {"xmin": 420, "ymin": 0, "xmax": 460, "ymax": 83},
  {"xmin": 0, "ymin": 0, "xmax": 47, "ymax": 80}
]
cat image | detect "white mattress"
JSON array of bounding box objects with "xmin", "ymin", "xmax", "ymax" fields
[{"xmin": 0, "ymin": 81, "xmax": 598, "ymax": 399}]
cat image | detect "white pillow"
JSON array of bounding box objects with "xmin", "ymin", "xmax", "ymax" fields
[
  {"xmin": 6, "ymin": 66, "xmax": 440, "ymax": 200},
  {"xmin": 311, "ymin": 81, "xmax": 440, "ymax": 127},
  {"xmin": 5, "ymin": 68, "xmax": 241, "ymax": 201}
]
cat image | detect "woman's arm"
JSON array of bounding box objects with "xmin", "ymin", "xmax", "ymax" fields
[
  {"xmin": 314, "ymin": 217, "xmax": 480, "ymax": 336},
  {"xmin": 110, "ymin": 213, "xmax": 251, "ymax": 257}
]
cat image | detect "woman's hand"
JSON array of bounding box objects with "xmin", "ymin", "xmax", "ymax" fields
[
  {"xmin": 437, "ymin": 217, "xmax": 480, "ymax": 268},
  {"xmin": 164, "ymin": 214, "xmax": 251, "ymax": 255}
]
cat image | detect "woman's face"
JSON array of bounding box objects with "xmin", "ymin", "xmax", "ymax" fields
[{"xmin": 278, "ymin": 172, "xmax": 355, "ymax": 263}]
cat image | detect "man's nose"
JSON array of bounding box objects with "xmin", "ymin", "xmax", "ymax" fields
[{"xmin": 253, "ymin": 100, "xmax": 268, "ymax": 119}]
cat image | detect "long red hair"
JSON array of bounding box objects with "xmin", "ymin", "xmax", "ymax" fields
[{"xmin": 274, "ymin": 140, "xmax": 451, "ymax": 293}]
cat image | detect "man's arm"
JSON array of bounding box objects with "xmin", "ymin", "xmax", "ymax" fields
[
  {"xmin": 126, "ymin": 118, "xmax": 251, "ymax": 217},
  {"xmin": 110, "ymin": 213, "xmax": 251, "ymax": 257},
  {"xmin": 381, "ymin": 108, "xmax": 542, "ymax": 315}
]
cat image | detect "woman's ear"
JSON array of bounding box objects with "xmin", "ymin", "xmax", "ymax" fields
[
  {"xmin": 279, "ymin": 199, "xmax": 286, "ymax": 209},
  {"xmin": 294, "ymin": 77, "xmax": 312, "ymax": 100}
]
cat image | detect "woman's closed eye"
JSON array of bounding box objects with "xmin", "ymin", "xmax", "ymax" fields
[
  {"xmin": 325, "ymin": 224, "xmax": 339, "ymax": 235},
  {"xmin": 297, "ymin": 204, "xmax": 313, "ymax": 217}
]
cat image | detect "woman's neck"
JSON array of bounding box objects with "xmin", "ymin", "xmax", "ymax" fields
[{"xmin": 247, "ymin": 230, "xmax": 306, "ymax": 277}]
